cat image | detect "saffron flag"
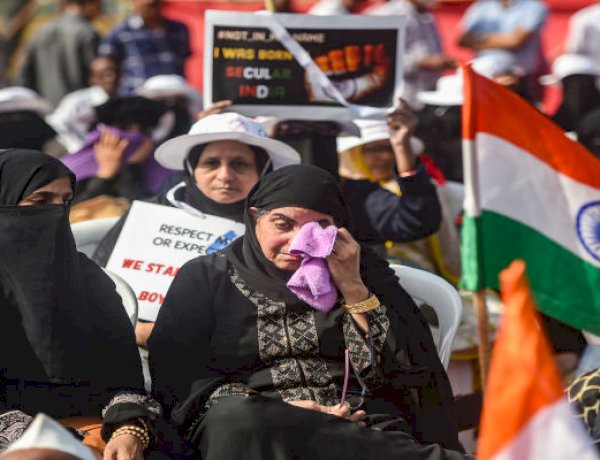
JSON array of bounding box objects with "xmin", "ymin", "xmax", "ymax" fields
[
  {"xmin": 460, "ymin": 64, "xmax": 600, "ymax": 334},
  {"xmin": 477, "ymin": 260, "xmax": 598, "ymax": 460}
]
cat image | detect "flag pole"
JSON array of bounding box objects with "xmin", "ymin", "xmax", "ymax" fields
[
  {"xmin": 461, "ymin": 63, "xmax": 492, "ymax": 391},
  {"xmin": 474, "ymin": 290, "xmax": 491, "ymax": 390}
]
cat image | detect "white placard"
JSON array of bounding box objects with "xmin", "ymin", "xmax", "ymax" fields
[{"xmin": 106, "ymin": 201, "xmax": 245, "ymax": 321}]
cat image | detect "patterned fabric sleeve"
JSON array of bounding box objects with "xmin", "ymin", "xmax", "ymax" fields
[
  {"xmin": 204, "ymin": 383, "xmax": 256, "ymax": 412},
  {"xmin": 100, "ymin": 392, "xmax": 162, "ymax": 442},
  {"xmin": 342, "ymin": 304, "xmax": 390, "ymax": 388},
  {"xmin": 568, "ymin": 367, "xmax": 600, "ymax": 439},
  {"xmin": 0, "ymin": 410, "xmax": 33, "ymax": 452}
]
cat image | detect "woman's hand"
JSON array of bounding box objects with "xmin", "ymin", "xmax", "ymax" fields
[
  {"xmin": 94, "ymin": 129, "xmax": 129, "ymax": 179},
  {"xmin": 127, "ymin": 137, "xmax": 154, "ymax": 165},
  {"xmin": 387, "ymin": 99, "xmax": 418, "ymax": 174},
  {"xmin": 103, "ymin": 433, "xmax": 144, "ymax": 460},
  {"xmin": 195, "ymin": 99, "xmax": 232, "ymax": 120},
  {"xmin": 326, "ymin": 228, "xmax": 369, "ymax": 304},
  {"xmin": 288, "ymin": 400, "xmax": 366, "ymax": 427}
]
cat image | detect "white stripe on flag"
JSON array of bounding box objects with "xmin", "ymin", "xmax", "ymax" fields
[
  {"xmin": 472, "ymin": 133, "xmax": 600, "ymax": 267},
  {"xmin": 492, "ymin": 399, "xmax": 598, "ymax": 460}
]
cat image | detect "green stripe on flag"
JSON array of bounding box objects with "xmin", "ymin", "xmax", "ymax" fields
[
  {"xmin": 461, "ymin": 212, "xmax": 600, "ymax": 335},
  {"xmin": 460, "ymin": 215, "xmax": 485, "ymax": 291}
]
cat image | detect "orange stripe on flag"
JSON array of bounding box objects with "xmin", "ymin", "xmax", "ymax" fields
[
  {"xmin": 477, "ymin": 260, "xmax": 564, "ymax": 460},
  {"xmin": 461, "ymin": 65, "xmax": 600, "ymax": 189}
]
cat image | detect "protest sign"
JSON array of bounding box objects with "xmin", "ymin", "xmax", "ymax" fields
[
  {"xmin": 204, "ymin": 10, "xmax": 406, "ymax": 120},
  {"xmin": 106, "ymin": 201, "xmax": 245, "ymax": 321}
]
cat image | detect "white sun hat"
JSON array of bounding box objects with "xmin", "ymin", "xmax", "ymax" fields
[
  {"xmin": 0, "ymin": 86, "xmax": 53, "ymax": 115},
  {"xmin": 134, "ymin": 74, "xmax": 203, "ymax": 114},
  {"xmin": 155, "ymin": 112, "xmax": 301, "ymax": 171},
  {"xmin": 5, "ymin": 413, "xmax": 96, "ymax": 460},
  {"xmin": 539, "ymin": 54, "xmax": 600, "ymax": 86},
  {"xmin": 416, "ymin": 73, "xmax": 464, "ymax": 107},
  {"xmin": 336, "ymin": 119, "xmax": 424, "ymax": 155}
]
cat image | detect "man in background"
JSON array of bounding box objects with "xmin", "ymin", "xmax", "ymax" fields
[
  {"xmin": 17, "ymin": 0, "xmax": 101, "ymax": 106},
  {"xmin": 99, "ymin": 0, "xmax": 191, "ymax": 95}
]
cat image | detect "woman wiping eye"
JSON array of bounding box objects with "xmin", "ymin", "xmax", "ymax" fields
[{"xmin": 149, "ymin": 164, "xmax": 470, "ymax": 459}]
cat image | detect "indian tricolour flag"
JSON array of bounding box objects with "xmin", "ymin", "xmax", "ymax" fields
[
  {"xmin": 478, "ymin": 260, "xmax": 598, "ymax": 460},
  {"xmin": 461, "ymin": 64, "xmax": 600, "ymax": 334}
]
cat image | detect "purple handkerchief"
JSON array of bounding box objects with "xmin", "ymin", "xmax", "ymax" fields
[{"xmin": 286, "ymin": 222, "xmax": 338, "ymax": 312}]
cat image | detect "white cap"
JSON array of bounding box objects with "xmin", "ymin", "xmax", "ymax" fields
[
  {"xmin": 337, "ymin": 119, "xmax": 424, "ymax": 154},
  {"xmin": 134, "ymin": 74, "xmax": 203, "ymax": 114},
  {"xmin": 5, "ymin": 414, "xmax": 96, "ymax": 460},
  {"xmin": 417, "ymin": 73, "xmax": 463, "ymax": 107},
  {"xmin": 0, "ymin": 87, "xmax": 53, "ymax": 115},
  {"xmin": 155, "ymin": 112, "xmax": 301, "ymax": 171},
  {"xmin": 539, "ymin": 54, "xmax": 600, "ymax": 86}
]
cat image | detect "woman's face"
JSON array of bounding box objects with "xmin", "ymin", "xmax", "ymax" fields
[
  {"xmin": 253, "ymin": 206, "xmax": 334, "ymax": 271},
  {"xmin": 361, "ymin": 140, "xmax": 395, "ymax": 182},
  {"xmin": 194, "ymin": 140, "xmax": 260, "ymax": 204},
  {"xmin": 17, "ymin": 176, "xmax": 73, "ymax": 206}
]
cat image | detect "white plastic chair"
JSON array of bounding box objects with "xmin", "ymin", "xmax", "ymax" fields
[
  {"xmin": 102, "ymin": 268, "xmax": 138, "ymax": 327},
  {"xmin": 389, "ymin": 264, "xmax": 462, "ymax": 369},
  {"xmin": 71, "ymin": 216, "xmax": 120, "ymax": 257}
]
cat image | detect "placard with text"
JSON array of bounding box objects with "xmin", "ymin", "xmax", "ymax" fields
[
  {"xmin": 204, "ymin": 10, "xmax": 405, "ymax": 120},
  {"xmin": 106, "ymin": 201, "xmax": 245, "ymax": 321}
]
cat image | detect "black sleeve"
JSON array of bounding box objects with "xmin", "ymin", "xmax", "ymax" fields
[
  {"xmin": 148, "ymin": 257, "xmax": 225, "ymax": 427},
  {"xmin": 92, "ymin": 211, "xmax": 129, "ymax": 266},
  {"xmin": 364, "ymin": 166, "xmax": 442, "ymax": 242}
]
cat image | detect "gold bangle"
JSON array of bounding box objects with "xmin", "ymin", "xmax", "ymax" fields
[
  {"xmin": 111, "ymin": 425, "xmax": 150, "ymax": 449},
  {"xmin": 343, "ymin": 293, "xmax": 380, "ymax": 314}
]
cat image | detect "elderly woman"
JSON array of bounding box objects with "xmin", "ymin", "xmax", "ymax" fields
[
  {"xmin": 338, "ymin": 101, "xmax": 442, "ymax": 259},
  {"xmin": 0, "ymin": 149, "xmax": 161, "ymax": 459},
  {"xmin": 149, "ymin": 164, "xmax": 468, "ymax": 459},
  {"xmin": 93, "ymin": 112, "xmax": 300, "ymax": 347}
]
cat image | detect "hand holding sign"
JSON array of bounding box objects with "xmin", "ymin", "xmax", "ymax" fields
[{"xmin": 305, "ymin": 43, "xmax": 391, "ymax": 102}]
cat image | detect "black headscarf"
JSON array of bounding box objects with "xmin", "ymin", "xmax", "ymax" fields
[
  {"xmin": 94, "ymin": 96, "xmax": 167, "ymax": 132},
  {"xmin": 223, "ymin": 164, "xmax": 348, "ymax": 302},
  {"xmin": 0, "ymin": 148, "xmax": 74, "ymax": 205},
  {"xmin": 0, "ymin": 111, "xmax": 57, "ymax": 151}
]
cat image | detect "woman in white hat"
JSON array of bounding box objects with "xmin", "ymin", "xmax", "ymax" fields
[
  {"xmin": 93, "ymin": 112, "xmax": 300, "ymax": 347},
  {"xmin": 338, "ymin": 101, "xmax": 441, "ymax": 259}
]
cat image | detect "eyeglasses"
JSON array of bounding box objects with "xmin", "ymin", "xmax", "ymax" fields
[{"xmin": 275, "ymin": 120, "xmax": 341, "ymax": 137}]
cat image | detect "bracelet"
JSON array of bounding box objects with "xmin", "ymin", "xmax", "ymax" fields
[
  {"xmin": 110, "ymin": 425, "xmax": 150, "ymax": 449},
  {"xmin": 343, "ymin": 293, "xmax": 380, "ymax": 314}
]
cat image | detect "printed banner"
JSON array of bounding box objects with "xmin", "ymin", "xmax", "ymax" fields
[
  {"xmin": 204, "ymin": 10, "xmax": 406, "ymax": 120},
  {"xmin": 106, "ymin": 201, "xmax": 245, "ymax": 321}
]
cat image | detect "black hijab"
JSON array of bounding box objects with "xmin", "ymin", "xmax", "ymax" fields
[
  {"xmin": 0, "ymin": 148, "xmax": 74, "ymax": 205},
  {"xmin": 223, "ymin": 164, "xmax": 349, "ymax": 302}
]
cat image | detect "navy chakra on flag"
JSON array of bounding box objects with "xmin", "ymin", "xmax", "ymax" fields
[{"xmin": 576, "ymin": 201, "xmax": 600, "ymax": 263}]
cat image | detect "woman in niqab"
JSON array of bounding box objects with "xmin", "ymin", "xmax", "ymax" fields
[{"xmin": 0, "ymin": 149, "xmax": 161, "ymax": 459}]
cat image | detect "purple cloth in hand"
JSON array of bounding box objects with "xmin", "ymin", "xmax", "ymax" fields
[
  {"xmin": 60, "ymin": 127, "xmax": 172, "ymax": 192},
  {"xmin": 286, "ymin": 221, "xmax": 338, "ymax": 312}
]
